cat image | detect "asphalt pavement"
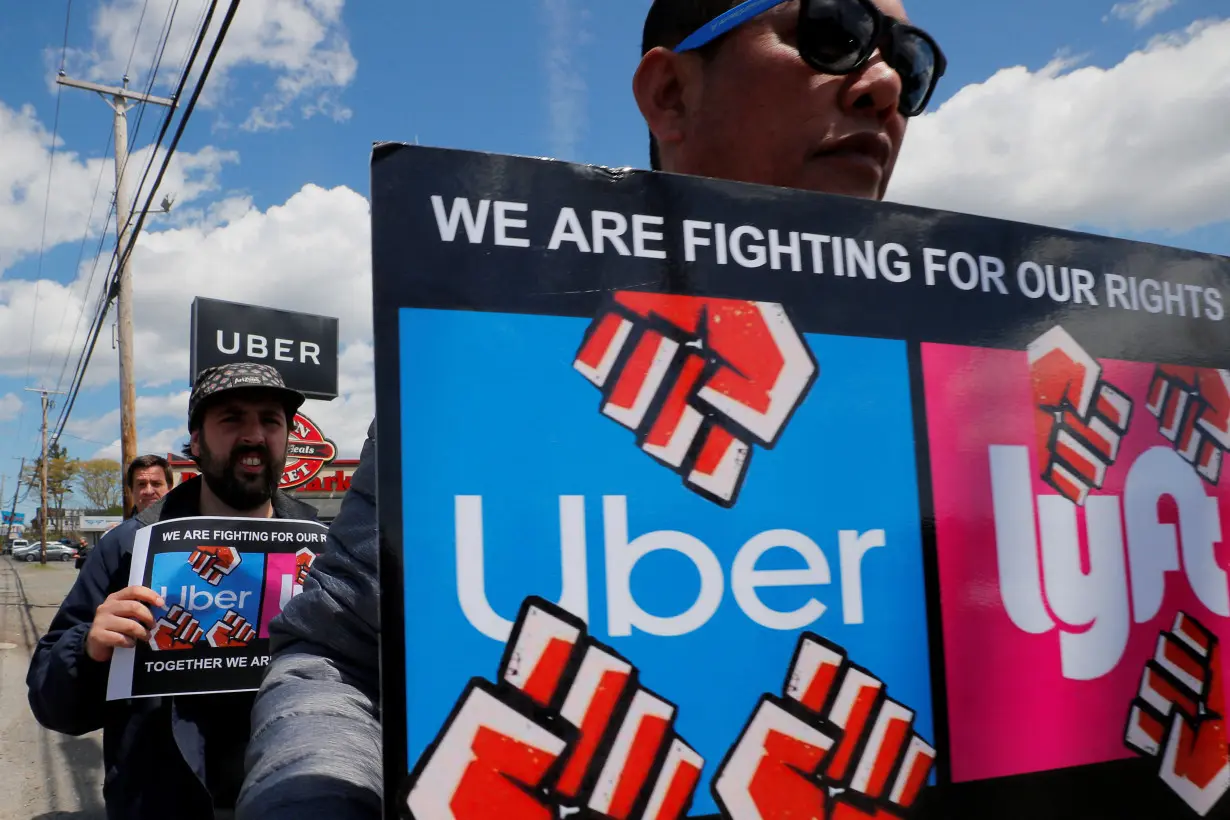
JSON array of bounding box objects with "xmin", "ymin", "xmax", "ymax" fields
[{"xmin": 0, "ymin": 555, "xmax": 105, "ymax": 820}]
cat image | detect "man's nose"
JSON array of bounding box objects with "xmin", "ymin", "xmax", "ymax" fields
[
  {"xmin": 840, "ymin": 50, "xmax": 903, "ymax": 120},
  {"xmin": 237, "ymin": 418, "xmax": 265, "ymax": 442}
]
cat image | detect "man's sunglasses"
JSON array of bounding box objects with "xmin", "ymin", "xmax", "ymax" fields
[{"xmin": 675, "ymin": 0, "xmax": 947, "ymax": 117}]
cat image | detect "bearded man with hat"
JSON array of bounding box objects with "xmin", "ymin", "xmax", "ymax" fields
[{"xmin": 27, "ymin": 362, "xmax": 320, "ymax": 820}]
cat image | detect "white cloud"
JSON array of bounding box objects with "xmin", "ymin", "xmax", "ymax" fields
[
  {"xmin": 293, "ymin": 340, "xmax": 374, "ymax": 460},
  {"xmin": 90, "ymin": 425, "xmax": 186, "ymax": 461},
  {"xmin": 138, "ymin": 390, "xmax": 190, "ymax": 420},
  {"xmin": 55, "ymin": 183, "xmax": 375, "ymax": 458},
  {"xmin": 124, "ymin": 182, "xmax": 372, "ymax": 384},
  {"xmin": 0, "ymin": 393, "xmax": 20, "ymax": 423},
  {"xmin": 66, "ymin": 0, "xmax": 357, "ymax": 131},
  {"xmin": 0, "ymin": 99, "xmax": 236, "ymax": 276},
  {"xmin": 888, "ymin": 18, "xmax": 1230, "ymax": 235},
  {"xmin": 542, "ymin": 0, "xmax": 589, "ymax": 160},
  {"xmin": 0, "ymin": 100, "xmax": 374, "ymax": 456},
  {"xmin": 1108, "ymin": 0, "xmax": 1177, "ymax": 28},
  {"xmin": 64, "ymin": 390, "xmax": 188, "ymax": 447}
]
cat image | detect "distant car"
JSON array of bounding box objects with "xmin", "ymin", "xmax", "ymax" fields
[
  {"xmin": 13, "ymin": 542, "xmax": 77, "ymax": 562},
  {"xmin": 5, "ymin": 538, "xmax": 28, "ymax": 556}
]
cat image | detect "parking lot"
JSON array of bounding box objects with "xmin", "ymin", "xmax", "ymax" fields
[{"xmin": 0, "ymin": 556, "xmax": 104, "ymax": 820}]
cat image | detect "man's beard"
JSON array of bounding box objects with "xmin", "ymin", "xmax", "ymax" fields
[{"xmin": 198, "ymin": 437, "xmax": 281, "ymax": 511}]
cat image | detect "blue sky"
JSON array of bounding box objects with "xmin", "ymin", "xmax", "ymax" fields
[{"xmin": 0, "ymin": 0, "xmax": 1227, "ymax": 521}]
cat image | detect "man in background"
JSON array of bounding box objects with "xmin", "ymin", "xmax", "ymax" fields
[
  {"xmin": 127, "ymin": 454, "xmax": 173, "ymax": 515},
  {"xmin": 238, "ymin": 0, "xmax": 945, "ymax": 817}
]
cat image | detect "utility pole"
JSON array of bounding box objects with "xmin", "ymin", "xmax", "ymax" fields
[
  {"xmin": 56, "ymin": 73, "xmax": 176, "ymax": 517},
  {"xmin": 26, "ymin": 389, "xmax": 66, "ymax": 565},
  {"xmin": 3, "ymin": 459, "xmax": 22, "ymax": 552}
]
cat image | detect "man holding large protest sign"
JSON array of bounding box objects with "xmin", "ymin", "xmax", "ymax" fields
[
  {"xmin": 237, "ymin": 1, "xmax": 946, "ymax": 818},
  {"xmin": 28, "ymin": 363, "xmax": 320, "ymax": 820}
]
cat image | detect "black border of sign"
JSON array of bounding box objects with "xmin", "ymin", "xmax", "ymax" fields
[
  {"xmin": 907, "ymin": 342, "xmax": 951, "ymax": 786},
  {"xmin": 373, "ymin": 148, "xmax": 409, "ymax": 815},
  {"xmin": 371, "ymin": 142, "xmax": 1230, "ymax": 820},
  {"xmin": 188, "ymin": 295, "xmax": 341, "ymax": 399}
]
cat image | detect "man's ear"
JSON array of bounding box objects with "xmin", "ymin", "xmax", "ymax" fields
[
  {"xmin": 190, "ymin": 430, "xmax": 200, "ymax": 460},
  {"xmin": 633, "ymin": 46, "xmax": 700, "ymax": 166}
]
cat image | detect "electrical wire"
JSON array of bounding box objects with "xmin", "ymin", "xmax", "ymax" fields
[
  {"xmin": 49, "ymin": 0, "xmax": 208, "ymax": 448},
  {"xmin": 50, "ymin": 0, "xmax": 235, "ymax": 451},
  {"xmin": 44, "ymin": 0, "xmax": 181, "ymax": 396},
  {"xmin": 42, "ymin": 130, "xmax": 114, "ymax": 390},
  {"xmin": 123, "ymin": 0, "xmax": 152, "ymax": 81},
  {"xmin": 124, "ymin": 0, "xmax": 181, "ymax": 181}
]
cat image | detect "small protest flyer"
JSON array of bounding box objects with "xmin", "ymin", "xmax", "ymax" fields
[
  {"xmin": 371, "ymin": 144, "xmax": 1230, "ymax": 820},
  {"xmin": 106, "ymin": 516, "xmax": 328, "ymax": 700}
]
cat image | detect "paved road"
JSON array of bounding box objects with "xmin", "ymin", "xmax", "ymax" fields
[{"xmin": 0, "ymin": 556, "xmax": 105, "ymax": 820}]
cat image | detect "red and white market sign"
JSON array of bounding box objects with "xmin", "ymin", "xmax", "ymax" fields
[{"xmin": 282, "ymin": 413, "xmax": 338, "ymax": 490}]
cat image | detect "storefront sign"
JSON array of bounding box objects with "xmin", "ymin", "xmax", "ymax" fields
[
  {"xmin": 191, "ymin": 297, "xmax": 340, "ymax": 399},
  {"xmin": 169, "ymin": 413, "xmax": 346, "ymax": 494}
]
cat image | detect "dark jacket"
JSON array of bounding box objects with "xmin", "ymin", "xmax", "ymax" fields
[
  {"xmin": 238, "ymin": 421, "xmax": 382, "ymax": 819},
  {"xmin": 27, "ymin": 477, "xmax": 319, "ymax": 820}
]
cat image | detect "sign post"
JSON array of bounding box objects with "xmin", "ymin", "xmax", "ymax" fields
[{"xmin": 371, "ymin": 145, "xmax": 1230, "ymax": 820}]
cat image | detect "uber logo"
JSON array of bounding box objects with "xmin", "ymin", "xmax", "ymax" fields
[
  {"xmin": 215, "ymin": 331, "xmax": 322, "ymax": 365},
  {"xmin": 191, "ymin": 297, "xmax": 339, "ymax": 399}
]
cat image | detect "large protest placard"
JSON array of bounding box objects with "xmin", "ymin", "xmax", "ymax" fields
[
  {"xmin": 371, "ymin": 144, "xmax": 1230, "ymax": 820},
  {"xmin": 107, "ymin": 516, "xmax": 328, "ymax": 699}
]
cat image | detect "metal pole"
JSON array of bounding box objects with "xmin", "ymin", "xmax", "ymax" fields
[
  {"xmin": 25, "ymin": 389, "xmax": 65, "ymax": 565},
  {"xmin": 56, "ymin": 75, "xmax": 176, "ymax": 519}
]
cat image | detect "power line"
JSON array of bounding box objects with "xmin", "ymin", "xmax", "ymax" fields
[
  {"xmin": 42, "ymin": 128, "xmax": 114, "ymax": 389},
  {"xmin": 44, "ymin": 1, "xmax": 181, "ymax": 393},
  {"xmin": 50, "ymin": 0, "xmax": 237, "ymax": 453},
  {"xmin": 112, "ymin": 0, "xmax": 234, "ymax": 301},
  {"xmin": 48, "ymin": 0, "xmax": 209, "ymax": 449},
  {"xmin": 124, "ymin": 0, "xmax": 181, "ymax": 186},
  {"xmin": 123, "ymin": 0, "xmax": 152, "ymax": 81}
]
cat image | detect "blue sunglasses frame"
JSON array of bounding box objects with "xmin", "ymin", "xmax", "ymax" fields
[{"xmin": 675, "ymin": 0, "xmax": 792, "ymax": 52}]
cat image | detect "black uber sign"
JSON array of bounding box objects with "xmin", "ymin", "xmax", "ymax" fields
[{"xmin": 191, "ymin": 297, "xmax": 339, "ymax": 400}]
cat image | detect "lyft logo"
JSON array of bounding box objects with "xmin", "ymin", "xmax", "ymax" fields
[
  {"xmin": 991, "ymin": 445, "xmax": 1226, "ymax": 681},
  {"xmin": 455, "ymin": 495, "xmax": 888, "ymax": 641},
  {"xmin": 990, "ymin": 327, "xmax": 1228, "ymax": 682}
]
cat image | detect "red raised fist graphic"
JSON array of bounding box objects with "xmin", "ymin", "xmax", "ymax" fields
[
  {"xmin": 1028, "ymin": 326, "xmax": 1133, "ymax": 505},
  {"xmin": 403, "ymin": 599, "xmax": 935, "ymax": 820},
  {"xmin": 1125, "ymin": 612, "xmax": 1229, "ymax": 817},
  {"xmin": 206, "ymin": 608, "xmax": 257, "ymax": 648},
  {"xmin": 574, "ymin": 292, "xmax": 817, "ymax": 507},
  {"xmin": 149, "ymin": 605, "xmax": 204, "ymax": 651},
  {"xmin": 713, "ymin": 634, "xmax": 935, "ymax": 820},
  {"xmin": 295, "ymin": 547, "xmax": 316, "ymax": 586},
  {"xmin": 1146, "ymin": 366, "xmax": 1230, "ymax": 484},
  {"xmin": 404, "ymin": 597, "xmax": 703, "ymax": 820},
  {"xmin": 188, "ymin": 545, "xmax": 242, "ymax": 586}
]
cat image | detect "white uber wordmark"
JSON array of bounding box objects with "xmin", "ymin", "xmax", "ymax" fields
[
  {"xmin": 215, "ymin": 330, "xmax": 322, "ymax": 365},
  {"xmin": 454, "ymin": 495, "xmax": 888, "ymax": 641},
  {"xmin": 991, "ymin": 445, "xmax": 1226, "ymax": 681}
]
